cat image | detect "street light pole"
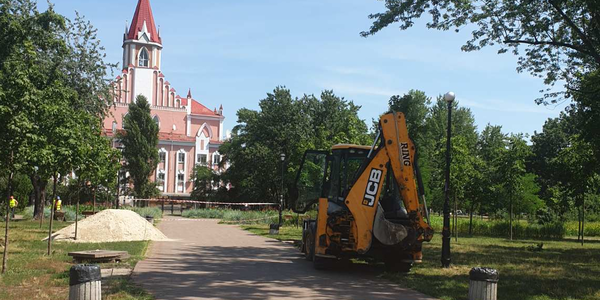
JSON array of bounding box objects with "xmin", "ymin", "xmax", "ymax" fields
[
  {"xmin": 279, "ymin": 153, "xmax": 285, "ymax": 226},
  {"xmin": 441, "ymin": 91, "xmax": 455, "ymax": 268}
]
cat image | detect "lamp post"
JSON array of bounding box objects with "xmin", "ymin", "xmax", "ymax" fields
[
  {"xmin": 441, "ymin": 91, "xmax": 455, "ymax": 268},
  {"xmin": 279, "ymin": 153, "xmax": 285, "ymax": 226}
]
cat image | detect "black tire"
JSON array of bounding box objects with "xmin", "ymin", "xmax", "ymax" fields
[{"xmin": 304, "ymin": 228, "xmax": 315, "ymax": 262}]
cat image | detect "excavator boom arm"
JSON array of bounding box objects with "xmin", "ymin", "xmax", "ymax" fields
[{"xmin": 344, "ymin": 112, "xmax": 433, "ymax": 253}]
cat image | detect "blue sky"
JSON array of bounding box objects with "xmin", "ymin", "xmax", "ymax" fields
[{"xmin": 46, "ymin": 0, "xmax": 568, "ymax": 136}]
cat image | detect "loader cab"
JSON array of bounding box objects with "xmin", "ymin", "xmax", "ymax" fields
[{"xmin": 292, "ymin": 144, "xmax": 370, "ymax": 213}]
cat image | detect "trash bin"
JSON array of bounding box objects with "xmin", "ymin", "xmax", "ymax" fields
[
  {"xmin": 269, "ymin": 223, "xmax": 280, "ymax": 235},
  {"xmin": 468, "ymin": 267, "xmax": 499, "ymax": 300},
  {"xmin": 145, "ymin": 215, "xmax": 154, "ymax": 224},
  {"xmin": 69, "ymin": 264, "xmax": 101, "ymax": 300}
]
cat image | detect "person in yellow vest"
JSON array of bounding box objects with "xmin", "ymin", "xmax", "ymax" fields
[
  {"xmin": 9, "ymin": 195, "xmax": 18, "ymax": 219},
  {"xmin": 53, "ymin": 196, "xmax": 62, "ymax": 212}
]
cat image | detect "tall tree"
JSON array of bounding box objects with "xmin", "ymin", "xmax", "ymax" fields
[
  {"xmin": 220, "ymin": 87, "xmax": 370, "ymax": 203},
  {"xmin": 387, "ymin": 90, "xmax": 431, "ymax": 143},
  {"xmin": 497, "ymin": 134, "xmax": 531, "ymax": 240},
  {"xmin": 474, "ymin": 124, "xmax": 507, "ymax": 219},
  {"xmin": 118, "ymin": 95, "xmax": 159, "ymax": 198},
  {"xmin": 362, "ymin": 0, "xmax": 600, "ymax": 104}
]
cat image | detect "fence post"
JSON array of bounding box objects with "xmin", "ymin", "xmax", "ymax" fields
[
  {"xmin": 468, "ymin": 267, "xmax": 498, "ymax": 300},
  {"xmin": 69, "ymin": 264, "xmax": 101, "ymax": 300}
]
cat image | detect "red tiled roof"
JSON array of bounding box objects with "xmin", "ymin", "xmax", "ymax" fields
[
  {"xmin": 127, "ymin": 0, "xmax": 161, "ymax": 44},
  {"xmin": 191, "ymin": 99, "xmax": 219, "ymax": 116},
  {"xmin": 158, "ymin": 132, "xmax": 194, "ymax": 142}
]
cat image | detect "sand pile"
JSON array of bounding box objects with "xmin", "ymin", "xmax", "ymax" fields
[{"xmin": 49, "ymin": 209, "xmax": 169, "ymax": 243}]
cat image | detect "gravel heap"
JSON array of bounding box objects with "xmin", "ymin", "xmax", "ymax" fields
[{"xmin": 49, "ymin": 209, "xmax": 169, "ymax": 243}]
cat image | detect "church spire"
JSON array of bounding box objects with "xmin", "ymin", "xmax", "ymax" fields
[{"xmin": 127, "ymin": 0, "xmax": 161, "ymax": 44}]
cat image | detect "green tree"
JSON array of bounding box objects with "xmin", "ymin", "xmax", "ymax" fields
[
  {"xmin": 497, "ymin": 134, "xmax": 531, "ymax": 240},
  {"xmin": 301, "ymin": 90, "xmax": 371, "ymax": 149},
  {"xmin": 220, "ymin": 87, "xmax": 370, "ymax": 203},
  {"xmin": 77, "ymin": 134, "xmax": 121, "ymax": 208},
  {"xmin": 531, "ymin": 115, "xmax": 572, "ymax": 216},
  {"xmin": 569, "ymin": 70, "xmax": 600, "ymax": 166},
  {"xmin": 362, "ymin": 0, "xmax": 600, "ymax": 104},
  {"xmin": 118, "ymin": 95, "xmax": 159, "ymax": 199},
  {"xmin": 474, "ymin": 124, "xmax": 507, "ymax": 219},
  {"xmin": 387, "ymin": 90, "xmax": 431, "ymax": 140},
  {"xmin": 424, "ymin": 97, "xmax": 478, "ymax": 211},
  {"xmin": 191, "ymin": 166, "xmax": 217, "ymax": 201}
]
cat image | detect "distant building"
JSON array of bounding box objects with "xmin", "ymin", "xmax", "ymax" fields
[{"xmin": 103, "ymin": 0, "xmax": 225, "ymax": 198}]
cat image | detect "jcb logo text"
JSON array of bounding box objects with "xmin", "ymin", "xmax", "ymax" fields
[{"xmin": 362, "ymin": 168, "xmax": 383, "ymax": 207}]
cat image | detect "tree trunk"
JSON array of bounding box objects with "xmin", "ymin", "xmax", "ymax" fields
[
  {"xmin": 469, "ymin": 201, "xmax": 475, "ymax": 236},
  {"xmin": 31, "ymin": 174, "xmax": 47, "ymax": 220},
  {"xmin": 509, "ymin": 196, "xmax": 513, "ymax": 241},
  {"xmin": 454, "ymin": 195, "xmax": 458, "ymax": 242},
  {"xmin": 578, "ymin": 206, "xmax": 582, "ymax": 242},
  {"xmin": 581, "ymin": 198, "xmax": 585, "ymax": 246},
  {"xmin": 47, "ymin": 173, "xmax": 58, "ymax": 255},
  {"xmin": 92, "ymin": 188, "xmax": 96, "ymax": 213},
  {"xmin": 2, "ymin": 152, "xmax": 14, "ymax": 274}
]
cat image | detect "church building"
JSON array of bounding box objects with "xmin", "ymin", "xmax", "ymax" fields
[{"xmin": 103, "ymin": 0, "xmax": 225, "ymax": 197}]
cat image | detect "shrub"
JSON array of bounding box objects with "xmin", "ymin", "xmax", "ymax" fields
[
  {"xmin": 21, "ymin": 206, "xmax": 83, "ymax": 222},
  {"xmin": 429, "ymin": 215, "xmax": 567, "ymax": 239},
  {"xmin": 127, "ymin": 207, "xmax": 163, "ymax": 219},
  {"xmin": 182, "ymin": 208, "xmax": 316, "ymax": 226}
]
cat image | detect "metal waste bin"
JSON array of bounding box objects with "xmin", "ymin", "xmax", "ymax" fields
[
  {"xmin": 145, "ymin": 215, "xmax": 154, "ymax": 224},
  {"xmin": 69, "ymin": 264, "xmax": 101, "ymax": 300},
  {"xmin": 269, "ymin": 224, "xmax": 280, "ymax": 235},
  {"xmin": 468, "ymin": 267, "xmax": 498, "ymax": 300}
]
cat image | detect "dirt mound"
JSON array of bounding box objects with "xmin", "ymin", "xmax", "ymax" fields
[{"xmin": 49, "ymin": 209, "xmax": 169, "ymax": 243}]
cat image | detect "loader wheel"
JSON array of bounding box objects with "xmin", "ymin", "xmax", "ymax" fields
[{"xmin": 304, "ymin": 227, "xmax": 315, "ymax": 262}]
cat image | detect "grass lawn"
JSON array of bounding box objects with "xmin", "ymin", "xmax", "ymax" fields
[
  {"xmin": 0, "ymin": 219, "xmax": 153, "ymax": 300},
  {"xmin": 242, "ymin": 224, "xmax": 600, "ymax": 300}
]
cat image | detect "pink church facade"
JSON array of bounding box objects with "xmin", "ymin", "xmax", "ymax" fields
[{"xmin": 103, "ymin": 0, "xmax": 225, "ymax": 197}]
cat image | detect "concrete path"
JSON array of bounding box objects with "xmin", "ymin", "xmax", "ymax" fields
[{"xmin": 133, "ymin": 217, "xmax": 438, "ymax": 300}]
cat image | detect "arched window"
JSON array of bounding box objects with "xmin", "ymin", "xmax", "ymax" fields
[
  {"xmin": 153, "ymin": 115, "xmax": 160, "ymax": 129},
  {"xmin": 139, "ymin": 48, "xmax": 149, "ymax": 67},
  {"xmin": 112, "ymin": 121, "xmax": 117, "ymax": 133}
]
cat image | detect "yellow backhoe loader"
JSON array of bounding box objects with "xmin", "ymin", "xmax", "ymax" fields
[{"xmin": 291, "ymin": 112, "xmax": 434, "ymax": 272}]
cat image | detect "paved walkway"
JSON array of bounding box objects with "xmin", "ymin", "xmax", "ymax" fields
[{"xmin": 133, "ymin": 217, "xmax": 438, "ymax": 300}]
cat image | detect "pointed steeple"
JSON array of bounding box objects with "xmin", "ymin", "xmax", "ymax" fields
[
  {"xmin": 187, "ymin": 88, "xmax": 192, "ymax": 99},
  {"xmin": 127, "ymin": 0, "xmax": 161, "ymax": 44}
]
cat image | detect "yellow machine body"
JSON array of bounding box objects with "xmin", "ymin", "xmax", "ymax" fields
[{"xmin": 294, "ymin": 112, "xmax": 433, "ymax": 271}]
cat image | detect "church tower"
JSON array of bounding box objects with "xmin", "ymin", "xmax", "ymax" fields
[{"xmin": 122, "ymin": 0, "xmax": 162, "ymax": 103}]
